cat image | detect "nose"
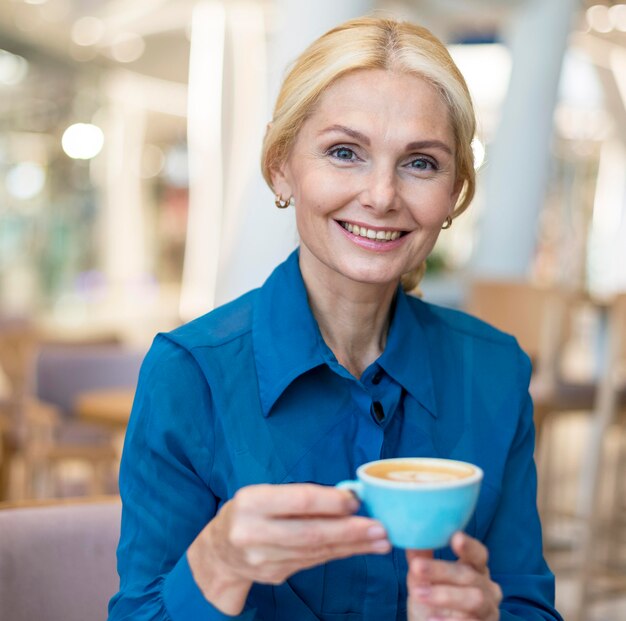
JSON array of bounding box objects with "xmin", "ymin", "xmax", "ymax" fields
[{"xmin": 359, "ymin": 164, "xmax": 398, "ymax": 214}]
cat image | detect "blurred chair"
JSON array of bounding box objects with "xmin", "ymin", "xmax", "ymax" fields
[
  {"xmin": 0, "ymin": 496, "xmax": 121, "ymax": 621},
  {"xmin": 465, "ymin": 280, "xmax": 596, "ymax": 445},
  {"xmin": 465, "ymin": 278, "xmax": 603, "ymax": 540},
  {"xmin": 573, "ymin": 292, "xmax": 626, "ymax": 621},
  {"xmin": 0, "ymin": 325, "xmax": 144, "ymax": 500},
  {"xmin": 25, "ymin": 344, "xmax": 145, "ymax": 498},
  {"xmin": 34, "ymin": 345, "xmax": 143, "ymax": 417},
  {"xmin": 467, "ymin": 283, "xmax": 626, "ymax": 619},
  {"xmin": 0, "ymin": 317, "xmax": 43, "ymax": 500}
]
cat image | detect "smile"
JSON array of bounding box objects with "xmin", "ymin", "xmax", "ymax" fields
[{"xmin": 338, "ymin": 221, "xmax": 406, "ymax": 242}]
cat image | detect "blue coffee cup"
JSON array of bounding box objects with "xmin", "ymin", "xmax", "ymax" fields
[{"xmin": 337, "ymin": 457, "xmax": 483, "ymax": 549}]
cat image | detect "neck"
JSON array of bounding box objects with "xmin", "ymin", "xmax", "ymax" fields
[{"xmin": 298, "ymin": 247, "xmax": 398, "ymax": 379}]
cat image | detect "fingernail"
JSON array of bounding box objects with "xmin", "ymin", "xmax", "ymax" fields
[
  {"xmin": 346, "ymin": 495, "xmax": 360, "ymax": 511},
  {"xmin": 371, "ymin": 539, "xmax": 391, "ymax": 551},
  {"xmin": 367, "ymin": 525, "xmax": 387, "ymax": 539}
]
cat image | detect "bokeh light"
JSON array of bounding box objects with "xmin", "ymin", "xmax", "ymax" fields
[
  {"xmin": 0, "ymin": 49, "xmax": 28, "ymax": 85},
  {"xmin": 61, "ymin": 123, "xmax": 104, "ymax": 160},
  {"xmin": 141, "ymin": 144, "xmax": 165, "ymax": 179},
  {"xmin": 5, "ymin": 162, "xmax": 46, "ymax": 200},
  {"xmin": 586, "ymin": 5, "xmax": 612, "ymax": 33},
  {"xmin": 110, "ymin": 33, "xmax": 145, "ymax": 63},
  {"xmin": 71, "ymin": 16, "xmax": 105, "ymax": 47},
  {"xmin": 609, "ymin": 4, "xmax": 626, "ymax": 32}
]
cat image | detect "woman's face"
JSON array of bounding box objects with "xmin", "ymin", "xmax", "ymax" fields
[{"xmin": 272, "ymin": 68, "xmax": 462, "ymax": 291}]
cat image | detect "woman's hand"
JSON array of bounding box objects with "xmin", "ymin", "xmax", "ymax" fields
[
  {"xmin": 407, "ymin": 532, "xmax": 502, "ymax": 621},
  {"xmin": 187, "ymin": 483, "xmax": 391, "ymax": 615}
]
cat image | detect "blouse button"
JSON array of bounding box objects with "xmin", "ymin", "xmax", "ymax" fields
[{"xmin": 371, "ymin": 401, "xmax": 385, "ymax": 424}]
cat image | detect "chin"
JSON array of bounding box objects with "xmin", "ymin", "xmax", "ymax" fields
[{"xmin": 342, "ymin": 268, "xmax": 403, "ymax": 288}]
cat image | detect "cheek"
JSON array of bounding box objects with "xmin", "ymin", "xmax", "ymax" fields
[
  {"xmin": 296, "ymin": 165, "xmax": 356, "ymax": 209},
  {"xmin": 406, "ymin": 187, "xmax": 454, "ymax": 226}
]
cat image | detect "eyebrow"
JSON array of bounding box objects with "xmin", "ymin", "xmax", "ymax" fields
[
  {"xmin": 405, "ymin": 140, "xmax": 453, "ymax": 156},
  {"xmin": 319, "ymin": 124, "xmax": 370, "ymax": 145},
  {"xmin": 319, "ymin": 124, "xmax": 453, "ymax": 155}
]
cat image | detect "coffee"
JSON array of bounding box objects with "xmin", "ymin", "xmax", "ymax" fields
[
  {"xmin": 337, "ymin": 457, "xmax": 483, "ymax": 548},
  {"xmin": 364, "ymin": 461, "xmax": 475, "ymax": 483}
]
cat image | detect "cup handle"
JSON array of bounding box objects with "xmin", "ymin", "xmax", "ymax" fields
[{"xmin": 336, "ymin": 480, "xmax": 365, "ymax": 499}]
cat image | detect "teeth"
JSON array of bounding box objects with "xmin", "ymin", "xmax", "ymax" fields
[{"xmin": 341, "ymin": 222, "xmax": 402, "ymax": 242}]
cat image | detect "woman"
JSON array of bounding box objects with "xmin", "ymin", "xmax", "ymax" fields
[{"xmin": 109, "ymin": 16, "xmax": 562, "ymax": 621}]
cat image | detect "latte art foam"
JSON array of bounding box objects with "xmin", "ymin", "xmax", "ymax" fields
[
  {"xmin": 386, "ymin": 470, "xmax": 458, "ymax": 483},
  {"xmin": 364, "ymin": 460, "xmax": 475, "ymax": 483}
]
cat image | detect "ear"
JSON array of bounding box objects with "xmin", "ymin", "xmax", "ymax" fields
[
  {"xmin": 449, "ymin": 177, "xmax": 464, "ymax": 210},
  {"xmin": 270, "ymin": 159, "xmax": 293, "ymax": 200}
]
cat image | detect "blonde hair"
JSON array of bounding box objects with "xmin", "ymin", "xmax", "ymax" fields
[{"xmin": 261, "ymin": 16, "xmax": 476, "ymax": 292}]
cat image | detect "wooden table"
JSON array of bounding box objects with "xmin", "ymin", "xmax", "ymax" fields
[{"xmin": 75, "ymin": 389, "xmax": 135, "ymax": 429}]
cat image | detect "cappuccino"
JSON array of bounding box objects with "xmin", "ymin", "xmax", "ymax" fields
[
  {"xmin": 337, "ymin": 457, "xmax": 483, "ymax": 548},
  {"xmin": 364, "ymin": 460, "xmax": 475, "ymax": 483}
]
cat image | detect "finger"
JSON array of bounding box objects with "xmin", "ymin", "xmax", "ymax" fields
[
  {"xmin": 408, "ymin": 557, "xmax": 478, "ymax": 588},
  {"xmin": 450, "ymin": 532, "xmax": 488, "ymax": 574},
  {"xmin": 234, "ymin": 516, "xmax": 387, "ymax": 549},
  {"xmin": 406, "ymin": 549, "xmax": 434, "ymax": 592},
  {"xmin": 410, "ymin": 583, "xmax": 494, "ymax": 618},
  {"xmin": 406, "ymin": 549, "xmax": 433, "ymax": 564},
  {"xmin": 244, "ymin": 536, "xmax": 392, "ymax": 566},
  {"xmin": 407, "ymin": 598, "xmax": 471, "ymax": 621},
  {"xmin": 235, "ymin": 484, "xmax": 359, "ymax": 518},
  {"xmin": 414, "ymin": 609, "xmax": 471, "ymax": 621},
  {"xmin": 407, "ymin": 597, "xmax": 435, "ymax": 621},
  {"xmin": 241, "ymin": 534, "xmax": 393, "ymax": 586},
  {"xmin": 300, "ymin": 537, "xmax": 392, "ymax": 565}
]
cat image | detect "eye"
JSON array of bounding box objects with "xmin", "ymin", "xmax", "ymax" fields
[
  {"xmin": 328, "ymin": 146, "xmax": 358, "ymax": 161},
  {"xmin": 408, "ymin": 157, "xmax": 438, "ymax": 171}
]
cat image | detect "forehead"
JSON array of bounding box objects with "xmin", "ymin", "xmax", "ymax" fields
[{"xmin": 302, "ymin": 68, "xmax": 454, "ymax": 142}]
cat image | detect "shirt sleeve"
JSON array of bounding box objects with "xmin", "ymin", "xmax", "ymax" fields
[
  {"xmin": 107, "ymin": 335, "xmax": 256, "ymax": 621},
  {"xmin": 486, "ymin": 349, "xmax": 564, "ymax": 621}
]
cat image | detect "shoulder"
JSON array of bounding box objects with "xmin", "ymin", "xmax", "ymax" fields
[
  {"xmin": 135, "ymin": 289, "xmax": 259, "ymax": 390},
  {"xmin": 408, "ymin": 296, "xmax": 515, "ymax": 345},
  {"xmin": 162, "ymin": 289, "xmax": 259, "ymax": 353},
  {"xmin": 408, "ymin": 296, "xmax": 531, "ymax": 379}
]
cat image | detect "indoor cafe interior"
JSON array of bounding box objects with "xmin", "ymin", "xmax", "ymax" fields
[{"xmin": 0, "ymin": 0, "xmax": 625, "ymax": 619}]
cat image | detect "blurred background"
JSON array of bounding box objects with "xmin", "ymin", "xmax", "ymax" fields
[{"xmin": 0, "ymin": 0, "xmax": 625, "ymax": 619}]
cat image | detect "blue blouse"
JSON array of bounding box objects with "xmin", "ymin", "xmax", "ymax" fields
[{"xmin": 108, "ymin": 249, "xmax": 562, "ymax": 621}]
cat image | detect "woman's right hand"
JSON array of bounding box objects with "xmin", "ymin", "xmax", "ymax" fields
[{"xmin": 187, "ymin": 483, "xmax": 391, "ymax": 615}]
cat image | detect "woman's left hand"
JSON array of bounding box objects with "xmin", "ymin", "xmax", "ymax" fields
[{"xmin": 406, "ymin": 532, "xmax": 502, "ymax": 621}]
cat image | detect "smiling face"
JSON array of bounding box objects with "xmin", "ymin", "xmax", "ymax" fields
[{"xmin": 271, "ymin": 68, "xmax": 462, "ymax": 293}]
